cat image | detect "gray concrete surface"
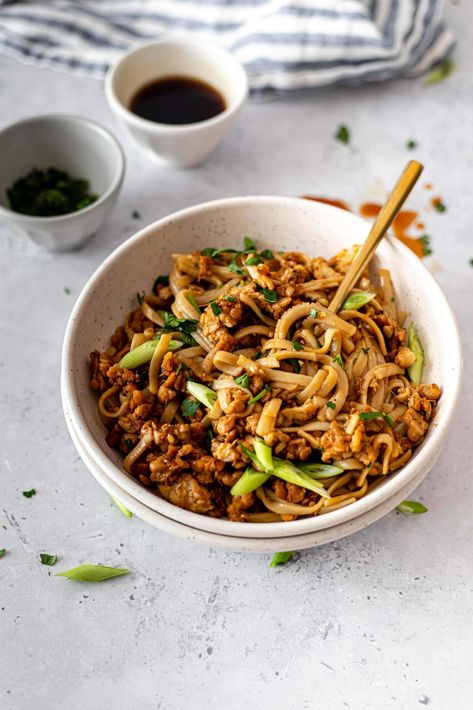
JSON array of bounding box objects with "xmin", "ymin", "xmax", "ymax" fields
[{"xmin": 1, "ymin": 3, "xmax": 472, "ymax": 708}]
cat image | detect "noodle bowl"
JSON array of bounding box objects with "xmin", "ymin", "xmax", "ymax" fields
[{"xmin": 88, "ymin": 236, "xmax": 441, "ymax": 523}]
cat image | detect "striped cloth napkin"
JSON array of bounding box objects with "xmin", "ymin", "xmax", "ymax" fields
[{"xmin": 0, "ymin": 0, "xmax": 455, "ymax": 95}]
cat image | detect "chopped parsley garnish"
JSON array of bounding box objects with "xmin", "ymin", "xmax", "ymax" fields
[
  {"xmin": 131, "ymin": 210, "xmax": 141, "ymax": 219},
  {"xmin": 228, "ymin": 260, "xmax": 245, "ymax": 276},
  {"xmin": 136, "ymin": 291, "xmax": 145, "ymax": 305},
  {"xmin": 0, "ymin": 549, "xmax": 6, "ymax": 558},
  {"xmin": 222, "ymin": 294, "xmax": 236, "ymax": 302},
  {"xmin": 433, "ymin": 200, "xmax": 446, "ymax": 213},
  {"xmin": 424, "ymin": 57, "xmax": 455, "ymax": 86},
  {"xmin": 260, "ymin": 249, "xmax": 273, "ymax": 260},
  {"xmin": 335, "ymin": 125, "xmax": 350, "ymax": 145},
  {"xmin": 359, "ymin": 411, "xmax": 393, "ymax": 426},
  {"xmin": 63, "ymin": 287, "xmax": 71, "ymax": 295},
  {"xmin": 210, "ymin": 302, "xmax": 222, "ymax": 316},
  {"xmin": 158, "ymin": 312, "xmax": 198, "ymax": 346},
  {"xmin": 201, "ymin": 247, "xmax": 239, "ymax": 258},
  {"xmin": 326, "ymin": 401, "xmax": 336, "ymax": 409},
  {"xmin": 245, "ymin": 256, "xmax": 263, "ymax": 266},
  {"xmin": 182, "ymin": 398, "xmax": 200, "ymax": 418},
  {"xmin": 286, "ymin": 358, "xmax": 301, "ymax": 373},
  {"xmin": 258, "ymin": 287, "xmax": 278, "ymax": 303},
  {"xmin": 7, "ymin": 167, "xmax": 97, "ymax": 216},
  {"xmin": 153, "ymin": 274, "xmax": 169, "ymax": 292},
  {"xmin": 396, "ymin": 500, "xmax": 428, "ymax": 515},
  {"xmin": 309, "ymin": 308, "xmax": 318, "ymax": 319},
  {"xmin": 22, "ymin": 489, "xmax": 36, "ymax": 498},
  {"xmin": 419, "ymin": 235, "xmax": 433, "ymax": 256},
  {"xmin": 235, "ymin": 373, "xmax": 250, "ymax": 388},
  {"xmin": 269, "ymin": 551, "xmax": 293, "ymax": 568},
  {"xmin": 244, "ymin": 237, "xmax": 256, "ymax": 251},
  {"xmin": 333, "ymin": 354, "xmax": 344, "ymax": 368},
  {"xmin": 248, "ymin": 385, "xmax": 269, "ymax": 405},
  {"xmin": 406, "ymin": 139, "xmax": 417, "ymax": 150},
  {"xmin": 40, "ymin": 553, "xmax": 57, "ymax": 566},
  {"xmin": 292, "ymin": 341, "xmax": 303, "ymax": 351}
]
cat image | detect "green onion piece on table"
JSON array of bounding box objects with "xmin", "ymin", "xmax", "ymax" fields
[
  {"xmin": 341, "ymin": 292, "xmax": 376, "ymax": 311},
  {"xmin": 111, "ymin": 497, "xmax": 133, "ymax": 518},
  {"xmin": 56, "ymin": 564, "xmax": 130, "ymax": 582},
  {"xmin": 0, "ymin": 549, "xmax": 6, "ymax": 558},
  {"xmin": 186, "ymin": 381, "xmax": 217, "ymax": 408},
  {"xmin": 269, "ymin": 551, "xmax": 294, "ymax": 568},
  {"xmin": 231, "ymin": 467, "xmax": 271, "ymax": 496},
  {"xmin": 119, "ymin": 338, "xmax": 182, "ymax": 369},
  {"xmin": 396, "ymin": 500, "xmax": 428, "ymax": 515},
  {"xmin": 40, "ymin": 553, "xmax": 57, "ymax": 566},
  {"xmin": 407, "ymin": 323, "xmax": 424, "ymax": 385}
]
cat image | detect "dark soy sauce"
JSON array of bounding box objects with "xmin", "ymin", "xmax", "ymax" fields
[{"xmin": 129, "ymin": 76, "xmax": 226, "ymax": 125}]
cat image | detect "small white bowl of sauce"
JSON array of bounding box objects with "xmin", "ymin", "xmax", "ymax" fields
[{"xmin": 105, "ymin": 39, "xmax": 248, "ymax": 168}]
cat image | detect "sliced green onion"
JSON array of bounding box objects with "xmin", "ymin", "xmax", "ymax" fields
[
  {"xmin": 396, "ymin": 500, "xmax": 428, "ymax": 515},
  {"xmin": 186, "ymin": 293, "xmax": 201, "ymax": 313},
  {"xmin": 186, "ymin": 381, "xmax": 217, "ymax": 408},
  {"xmin": 254, "ymin": 438, "xmax": 274, "ymax": 472},
  {"xmin": 248, "ymin": 385, "xmax": 269, "ymax": 405},
  {"xmin": 234, "ymin": 373, "xmax": 250, "ymax": 388},
  {"xmin": 407, "ymin": 323, "xmax": 424, "ymax": 385},
  {"xmin": 272, "ymin": 459, "xmax": 331, "ymax": 499},
  {"xmin": 269, "ymin": 551, "xmax": 293, "ymax": 568},
  {"xmin": 119, "ymin": 337, "xmax": 182, "ymax": 369},
  {"xmin": 298, "ymin": 463, "xmax": 344, "ymax": 479},
  {"xmin": 40, "ymin": 553, "xmax": 57, "ymax": 566},
  {"xmin": 56, "ymin": 564, "xmax": 130, "ymax": 582},
  {"xmin": 333, "ymin": 354, "xmax": 344, "ymax": 368},
  {"xmin": 341, "ymin": 291, "xmax": 376, "ymax": 311},
  {"xmin": 231, "ymin": 467, "xmax": 270, "ymax": 496},
  {"xmin": 359, "ymin": 411, "xmax": 393, "ymax": 427},
  {"xmin": 239, "ymin": 443, "xmax": 264, "ymax": 471},
  {"xmin": 210, "ymin": 301, "xmax": 221, "ymax": 316},
  {"xmin": 0, "ymin": 549, "xmax": 6, "ymax": 558},
  {"xmin": 111, "ymin": 497, "xmax": 133, "ymax": 518}
]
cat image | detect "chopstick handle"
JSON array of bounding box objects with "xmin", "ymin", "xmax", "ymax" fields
[{"xmin": 329, "ymin": 160, "xmax": 424, "ymax": 313}]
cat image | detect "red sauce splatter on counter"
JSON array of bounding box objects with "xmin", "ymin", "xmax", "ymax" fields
[
  {"xmin": 359, "ymin": 203, "xmax": 426, "ymax": 258},
  {"xmin": 302, "ymin": 196, "xmax": 351, "ymax": 211}
]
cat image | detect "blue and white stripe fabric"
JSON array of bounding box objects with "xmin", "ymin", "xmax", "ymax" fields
[{"xmin": 0, "ymin": 1, "xmax": 455, "ymax": 95}]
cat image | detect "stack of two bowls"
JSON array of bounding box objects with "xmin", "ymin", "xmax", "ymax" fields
[{"xmin": 61, "ymin": 197, "xmax": 461, "ymax": 552}]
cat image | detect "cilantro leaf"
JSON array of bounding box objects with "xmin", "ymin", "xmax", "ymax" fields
[
  {"xmin": 259, "ymin": 249, "xmax": 273, "ymax": 260},
  {"xmin": 245, "ymin": 256, "xmax": 262, "ymax": 266},
  {"xmin": 326, "ymin": 401, "xmax": 336, "ymax": 409},
  {"xmin": 359, "ymin": 411, "xmax": 393, "ymax": 426},
  {"xmin": 258, "ymin": 287, "xmax": 278, "ymax": 303},
  {"xmin": 292, "ymin": 341, "xmax": 303, "ymax": 351},
  {"xmin": 244, "ymin": 237, "xmax": 256, "ymax": 251},
  {"xmin": 23, "ymin": 489, "xmax": 36, "ymax": 498},
  {"xmin": 153, "ymin": 274, "xmax": 169, "ymax": 292},
  {"xmin": 158, "ymin": 312, "xmax": 198, "ymax": 346},
  {"xmin": 335, "ymin": 125, "xmax": 350, "ymax": 145},
  {"xmin": 182, "ymin": 398, "xmax": 200, "ymax": 418},
  {"xmin": 40, "ymin": 553, "xmax": 57, "ymax": 566}
]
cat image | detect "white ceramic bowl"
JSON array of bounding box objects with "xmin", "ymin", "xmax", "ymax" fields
[
  {"xmin": 63, "ymin": 391, "xmax": 436, "ymax": 552},
  {"xmin": 0, "ymin": 114, "xmax": 125, "ymax": 251},
  {"xmin": 105, "ymin": 39, "xmax": 248, "ymax": 168},
  {"xmin": 62, "ymin": 197, "xmax": 462, "ymax": 541}
]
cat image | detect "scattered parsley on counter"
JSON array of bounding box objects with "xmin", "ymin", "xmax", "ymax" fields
[
  {"xmin": 63, "ymin": 287, "xmax": 71, "ymax": 295},
  {"xmin": 406, "ymin": 139, "xmax": 417, "ymax": 150},
  {"xmin": 335, "ymin": 125, "xmax": 350, "ymax": 145},
  {"xmin": 40, "ymin": 553, "xmax": 57, "ymax": 566},
  {"xmin": 419, "ymin": 235, "xmax": 433, "ymax": 257},
  {"xmin": 131, "ymin": 210, "xmax": 141, "ymax": 219},
  {"xmin": 7, "ymin": 167, "xmax": 97, "ymax": 217},
  {"xmin": 22, "ymin": 489, "xmax": 36, "ymax": 498},
  {"xmin": 433, "ymin": 199, "xmax": 447, "ymax": 213},
  {"xmin": 424, "ymin": 57, "xmax": 455, "ymax": 86},
  {"xmin": 0, "ymin": 549, "xmax": 6, "ymax": 558}
]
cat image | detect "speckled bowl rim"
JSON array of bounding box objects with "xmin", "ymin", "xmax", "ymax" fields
[
  {"xmin": 63, "ymin": 392, "xmax": 434, "ymax": 553},
  {"xmin": 62, "ymin": 196, "xmax": 463, "ymax": 540}
]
